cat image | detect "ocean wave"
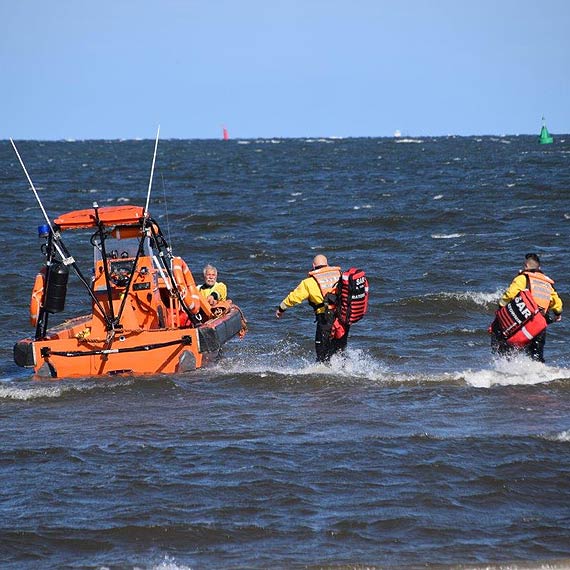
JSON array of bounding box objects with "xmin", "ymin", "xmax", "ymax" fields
[
  {"xmin": 541, "ymin": 430, "xmax": 570, "ymax": 443},
  {"xmin": 460, "ymin": 355, "xmax": 570, "ymax": 388},
  {"xmin": 212, "ymin": 346, "xmax": 467, "ymax": 387},
  {"xmin": 0, "ymin": 382, "xmax": 76, "ymax": 400},
  {"xmin": 150, "ymin": 555, "xmax": 193, "ymax": 570},
  {"xmin": 431, "ymin": 233, "xmax": 464, "ymax": 239},
  {"xmin": 0, "ymin": 377, "xmax": 137, "ymax": 400},
  {"xmin": 304, "ymin": 138, "xmax": 337, "ymax": 143},
  {"xmin": 219, "ymin": 341, "xmax": 570, "ymax": 389},
  {"xmin": 214, "ymin": 345, "xmax": 391, "ymax": 381},
  {"xmin": 396, "ymin": 289, "xmax": 502, "ymax": 310},
  {"xmin": 441, "ymin": 289, "xmax": 501, "ymax": 307},
  {"xmin": 5, "ymin": 355, "xmax": 569, "ymax": 393}
]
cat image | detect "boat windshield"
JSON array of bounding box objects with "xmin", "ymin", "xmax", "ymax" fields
[{"xmin": 93, "ymin": 236, "xmax": 152, "ymax": 263}]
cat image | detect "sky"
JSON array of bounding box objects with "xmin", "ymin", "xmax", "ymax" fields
[{"xmin": 1, "ymin": 0, "xmax": 569, "ymax": 140}]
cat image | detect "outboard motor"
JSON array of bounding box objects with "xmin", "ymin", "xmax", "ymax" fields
[{"xmin": 43, "ymin": 261, "xmax": 69, "ymax": 314}]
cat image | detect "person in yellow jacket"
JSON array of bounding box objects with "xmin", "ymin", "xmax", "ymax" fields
[
  {"xmin": 198, "ymin": 264, "xmax": 227, "ymax": 306},
  {"xmin": 492, "ymin": 253, "xmax": 562, "ymax": 362},
  {"xmin": 275, "ymin": 254, "xmax": 348, "ymax": 362}
]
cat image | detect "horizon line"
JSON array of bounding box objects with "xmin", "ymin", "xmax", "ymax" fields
[{"xmin": 1, "ymin": 132, "xmax": 565, "ymax": 143}]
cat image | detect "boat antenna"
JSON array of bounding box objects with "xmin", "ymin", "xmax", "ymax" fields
[
  {"xmin": 160, "ymin": 172, "xmax": 172, "ymax": 248},
  {"xmin": 10, "ymin": 138, "xmax": 73, "ymax": 265},
  {"xmin": 144, "ymin": 125, "xmax": 160, "ymax": 219},
  {"xmin": 11, "ymin": 138, "xmax": 56, "ymax": 234}
]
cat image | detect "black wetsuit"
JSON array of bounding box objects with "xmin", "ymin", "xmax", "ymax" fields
[{"xmin": 315, "ymin": 311, "xmax": 349, "ymax": 363}]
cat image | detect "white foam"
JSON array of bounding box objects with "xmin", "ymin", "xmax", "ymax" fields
[
  {"xmin": 217, "ymin": 347, "xmax": 482, "ymax": 387},
  {"xmin": 554, "ymin": 431, "xmax": 570, "ymax": 442},
  {"xmin": 0, "ymin": 378, "xmax": 134, "ymax": 400},
  {"xmin": 461, "ymin": 355, "xmax": 570, "ymax": 388},
  {"xmin": 0, "ymin": 384, "xmax": 66, "ymax": 400},
  {"xmin": 328, "ymin": 348, "xmax": 390, "ymax": 379},
  {"xmin": 215, "ymin": 346, "xmax": 390, "ymax": 382},
  {"xmin": 431, "ymin": 233, "xmax": 464, "ymax": 239},
  {"xmin": 222, "ymin": 341, "xmax": 567, "ymax": 387},
  {"xmin": 441, "ymin": 288, "xmax": 502, "ymax": 307},
  {"xmin": 542, "ymin": 430, "xmax": 570, "ymax": 442},
  {"xmin": 150, "ymin": 556, "xmax": 193, "ymax": 570}
]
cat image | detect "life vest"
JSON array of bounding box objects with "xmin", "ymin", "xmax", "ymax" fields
[
  {"xmin": 199, "ymin": 282, "xmax": 226, "ymax": 302},
  {"xmin": 523, "ymin": 271, "xmax": 554, "ymax": 312},
  {"xmin": 494, "ymin": 289, "xmax": 547, "ymax": 347},
  {"xmin": 309, "ymin": 266, "xmax": 341, "ymax": 310},
  {"xmin": 29, "ymin": 268, "xmax": 46, "ymax": 327}
]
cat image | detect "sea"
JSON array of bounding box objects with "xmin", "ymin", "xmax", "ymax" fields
[{"xmin": 1, "ymin": 136, "xmax": 569, "ymax": 570}]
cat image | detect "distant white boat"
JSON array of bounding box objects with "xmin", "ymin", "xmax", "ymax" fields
[{"xmin": 393, "ymin": 129, "xmax": 402, "ymax": 138}]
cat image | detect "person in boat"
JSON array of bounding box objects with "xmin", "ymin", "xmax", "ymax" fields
[
  {"xmin": 491, "ymin": 253, "xmax": 562, "ymax": 362},
  {"xmin": 199, "ymin": 264, "xmax": 227, "ymax": 306},
  {"xmin": 275, "ymin": 254, "xmax": 348, "ymax": 363}
]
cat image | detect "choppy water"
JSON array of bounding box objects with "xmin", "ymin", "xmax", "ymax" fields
[{"xmin": 1, "ymin": 136, "xmax": 570, "ymax": 569}]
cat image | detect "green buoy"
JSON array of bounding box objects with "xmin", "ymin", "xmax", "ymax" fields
[{"xmin": 539, "ymin": 116, "xmax": 554, "ymax": 144}]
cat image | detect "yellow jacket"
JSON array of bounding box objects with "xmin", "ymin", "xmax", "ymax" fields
[
  {"xmin": 279, "ymin": 266, "xmax": 340, "ymax": 315},
  {"xmin": 499, "ymin": 272, "xmax": 563, "ymax": 315},
  {"xmin": 199, "ymin": 281, "xmax": 227, "ymax": 302}
]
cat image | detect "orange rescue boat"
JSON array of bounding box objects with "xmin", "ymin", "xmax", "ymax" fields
[{"xmin": 14, "ymin": 203, "xmax": 247, "ymax": 378}]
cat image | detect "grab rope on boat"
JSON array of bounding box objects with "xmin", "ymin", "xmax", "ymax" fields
[{"xmin": 40, "ymin": 335, "xmax": 192, "ymax": 358}]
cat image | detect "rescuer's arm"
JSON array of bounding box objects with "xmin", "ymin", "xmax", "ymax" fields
[
  {"xmin": 498, "ymin": 274, "xmax": 527, "ymax": 307},
  {"xmin": 275, "ymin": 279, "xmax": 311, "ymax": 319},
  {"xmin": 549, "ymin": 288, "xmax": 563, "ymax": 320}
]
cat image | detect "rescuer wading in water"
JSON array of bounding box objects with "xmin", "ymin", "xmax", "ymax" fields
[
  {"xmin": 491, "ymin": 253, "xmax": 562, "ymax": 362},
  {"xmin": 275, "ymin": 254, "xmax": 348, "ymax": 362}
]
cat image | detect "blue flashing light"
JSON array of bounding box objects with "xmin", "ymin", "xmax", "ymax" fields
[{"xmin": 38, "ymin": 224, "xmax": 50, "ymax": 238}]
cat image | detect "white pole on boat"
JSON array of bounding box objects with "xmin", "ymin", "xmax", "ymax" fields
[
  {"xmin": 10, "ymin": 138, "xmax": 56, "ymax": 234},
  {"xmin": 153, "ymin": 254, "xmax": 171, "ymax": 289},
  {"xmin": 10, "ymin": 138, "xmax": 73, "ymax": 264},
  {"xmin": 144, "ymin": 125, "xmax": 160, "ymax": 218}
]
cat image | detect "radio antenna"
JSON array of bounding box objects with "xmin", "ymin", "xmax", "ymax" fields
[
  {"xmin": 144, "ymin": 125, "xmax": 160, "ymax": 219},
  {"xmin": 10, "ymin": 138, "xmax": 73, "ymax": 264}
]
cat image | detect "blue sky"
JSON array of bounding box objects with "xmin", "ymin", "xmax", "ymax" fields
[{"xmin": 2, "ymin": 0, "xmax": 568, "ymax": 139}]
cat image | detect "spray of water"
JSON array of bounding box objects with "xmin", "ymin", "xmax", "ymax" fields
[{"xmin": 460, "ymin": 354, "xmax": 570, "ymax": 388}]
